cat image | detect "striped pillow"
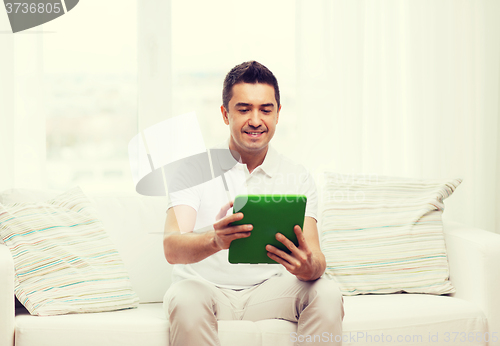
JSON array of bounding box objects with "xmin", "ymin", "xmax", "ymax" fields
[
  {"xmin": 320, "ymin": 173, "xmax": 461, "ymax": 295},
  {"xmin": 0, "ymin": 187, "xmax": 139, "ymax": 315}
]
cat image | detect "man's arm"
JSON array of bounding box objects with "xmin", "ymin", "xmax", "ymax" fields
[
  {"xmin": 163, "ymin": 203, "xmax": 253, "ymax": 264},
  {"xmin": 266, "ymin": 216, "xmax": 326, "ymax": 281}
]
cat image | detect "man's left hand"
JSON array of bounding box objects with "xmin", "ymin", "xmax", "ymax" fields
[{"xmin": 266, "ymin": 225, "xmax": 319, "ymax": 281}]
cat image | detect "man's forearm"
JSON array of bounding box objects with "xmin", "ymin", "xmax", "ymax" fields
[{"xmin": 163, "ymin": 230, "xmax": 220, "ymax": 264}]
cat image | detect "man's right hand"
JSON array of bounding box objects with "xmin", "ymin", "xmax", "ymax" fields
[{"xmin": 212, "ymin": 201, "xmax": 253, "ymax": 250}]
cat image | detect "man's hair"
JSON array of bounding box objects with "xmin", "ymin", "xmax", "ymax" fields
[{"xmin": 222, "ymin": 61, "xmax": 280, "ymax": 111}]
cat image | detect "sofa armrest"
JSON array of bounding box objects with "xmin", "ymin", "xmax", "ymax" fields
[
  {"xmin": 0, "ymin": 244, "xmax": 15, "ymax": 346},
  {"xmin": 444, "ymin": 221, "xmax": 500, "ymax": 345}
]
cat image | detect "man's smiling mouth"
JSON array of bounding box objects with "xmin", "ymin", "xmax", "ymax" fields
[{"xmin": 244, "ymin": 131, "xmax": 265, "ymax": 137}]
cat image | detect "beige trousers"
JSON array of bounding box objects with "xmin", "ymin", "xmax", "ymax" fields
[{"xmin": 163, "ymin": 275, "xmax": 344, "ymax": 346}]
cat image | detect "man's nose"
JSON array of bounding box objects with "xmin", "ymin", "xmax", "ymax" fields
[{"xmin": 248, "ymin": 110, "xmax": 262, "ymax": 127}]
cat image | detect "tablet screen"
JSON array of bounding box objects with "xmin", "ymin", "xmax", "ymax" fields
[{"xmin": 228, "ymin": 194, "xmax": 307, "ymax": 264}]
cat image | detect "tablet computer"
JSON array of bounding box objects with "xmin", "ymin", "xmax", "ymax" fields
[{"xmin": 228, "ymin": 194, "xmax": 307, "ymax": 264}]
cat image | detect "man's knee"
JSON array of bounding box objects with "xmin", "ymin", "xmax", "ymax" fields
[
  {"xmin": 163, "ymin": 279, "xmax": 216, "ymax": 317},
  {"xmin": 307, "ymin": 278, "xmax": 344, "ymax": 320},
  {"xmin": 163, "ymin": 279, "xmax": 220, "ymax": 344}
]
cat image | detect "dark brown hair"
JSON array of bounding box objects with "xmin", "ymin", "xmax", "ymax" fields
[{"xmin": 222, "ymin": 61, "xmax": 280, "ymax": 110}]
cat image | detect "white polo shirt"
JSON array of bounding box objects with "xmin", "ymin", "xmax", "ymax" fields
[{"xmin": 167, "ymin": 141, "xmax": 318, "ymax": 289}]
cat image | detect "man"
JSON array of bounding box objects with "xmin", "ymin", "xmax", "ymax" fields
[{"xmin": 163, "ymin": 61, "xmax": 344, "ymax": 346}]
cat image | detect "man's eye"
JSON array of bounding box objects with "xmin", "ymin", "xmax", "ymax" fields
[
  {"xmin": 262, "ymin": 110, "xmax": 271, "ymax": 114},
  {"xmin": 239, "ymin": 109, "xmax": 249, "ymax": 113}
]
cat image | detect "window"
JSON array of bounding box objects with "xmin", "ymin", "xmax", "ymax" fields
[
  {"xmin": 3, "ymin": 0, "xmax": 297, "ymax": 193},
  {"xmin": 43, "ymin": 0, "xmax": 137, "ymax": 192}
]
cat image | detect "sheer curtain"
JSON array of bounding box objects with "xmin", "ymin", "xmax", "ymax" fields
[{"xmin": 295, "ymin": 0, "xmax": 500, "ymax": 233}]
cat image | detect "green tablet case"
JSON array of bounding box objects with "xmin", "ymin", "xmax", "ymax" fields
[{"xmin": 228, "ymin": 194, "xmax": 307, "ymax": 264}]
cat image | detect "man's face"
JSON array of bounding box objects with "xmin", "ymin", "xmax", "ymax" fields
[{"xmin": 221, "ymin": 82, "xmax": 281, "ymax": 157}]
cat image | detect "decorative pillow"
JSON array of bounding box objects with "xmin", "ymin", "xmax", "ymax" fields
[
  {"xmin": 320, "ymin": 173, "xmax": 461, "ymax": 296},
  {"xmin": 0, "ymin": 187, "xmax": 139, "ymax": 315}
]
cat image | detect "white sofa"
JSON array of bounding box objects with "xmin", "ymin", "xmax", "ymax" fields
[{"xmin": 1, "ymin": 189, "xmax": 499, "ymax": 346}]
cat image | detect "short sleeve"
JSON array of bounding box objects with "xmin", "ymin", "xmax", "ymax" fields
[
  {"xmin": 165, "ymin": 153, "xmax": 209, "ymax": 212},
  {"xmin": 166, "ymin": 185, "xmax": 201, "ymax": 212},
  {"xmin": 301, "ymin": 169, "xmax": 318, "ymax": 221}
]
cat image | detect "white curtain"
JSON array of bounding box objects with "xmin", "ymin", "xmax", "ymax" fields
[{"xmin": 295, "ymin": 0, "xmax": 500, "ymax": 233}]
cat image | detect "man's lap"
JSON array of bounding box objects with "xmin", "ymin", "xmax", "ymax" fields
[{"xmin": 163, "ymin": 274, "xmax": 343, "ymax": 323}]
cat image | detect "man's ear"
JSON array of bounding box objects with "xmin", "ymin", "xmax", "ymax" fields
[
  {"xmin": 221, "ymin": 105, "xmax": 230, "ymax": 125},
  {"xmin": 276, "ymin": 104, "xmax": 282, "ymax": 124}
]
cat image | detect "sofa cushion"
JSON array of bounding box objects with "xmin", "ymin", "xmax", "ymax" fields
[
  {"xmin": 255, "ymin": 294, "xmax": 487, "ymax": 346},
  {"xmin": 15, "ymin": 295, "xmax": 487, "ymax": 346},
  {"xmin": 341, "ymin": 294, "xmax": 488, "ymax": 346},
  {"xmin": 15, "ymin": 303, "xmax": 262, "ymax": 346},
  {"xmin": 321, "ymin": 173, "xmax": 460, "ymax": 295},
  {"xmin": 0, "ymin": 187, "xmax": 139, "ymax": 315},
  {"xmin": 15, "ymin": 304, "xmax": 169, "ymax": 346}
]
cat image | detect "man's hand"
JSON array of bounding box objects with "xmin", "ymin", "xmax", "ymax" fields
[
  {"xmin": 164, "ymin": 202, "xmax": 253, "ymax": 264},
  {"xmin": 266, "ymin": 218, "xmax": 326, "ymax": 281},
  {"xmin": 212, "ymin": 201, "xmax": 253, "ymax": 250}
]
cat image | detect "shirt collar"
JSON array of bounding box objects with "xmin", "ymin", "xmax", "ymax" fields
[{"xmin": 217, "ymin": 139, "xmax": 279, "ymax": 178}]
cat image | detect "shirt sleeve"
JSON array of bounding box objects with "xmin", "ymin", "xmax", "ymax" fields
[
  {"xmin": 166, "ymin": 184, "xmax": 201, "ymax": 213},
  {"xmin": 165, "ymin": 153, "xmax": 209, "ymax": 212},
  {"xmin": 300, "ymin": 169, "xmax": 318, "ymax": 221}
]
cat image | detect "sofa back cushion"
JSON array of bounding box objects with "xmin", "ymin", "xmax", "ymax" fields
[
  {"xmin": 0, "ymin": 188, "xmax": 172, "ymax": 304},
  {"xmin": 320, "ymin": 173, "xmax": 460, "ymax": 295}
]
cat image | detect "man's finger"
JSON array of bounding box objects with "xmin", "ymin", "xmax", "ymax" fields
[
  {"xmin": 267, "ymin": 251, "xmax": 291, "ymax": 268},
  {"xmin": 275, "ymin": 232, "xmax": 300, "ymax": 254},
  {"xmin": 216, "ymin": 200, "xmax": 235, "ymax": 221},
  {"xmin": 294, "ymin": 225, "xmax": 307, "ymax": 248},
  {"xmin": 218, "ymin": 224, "xmax": 253, "ymax": 236},
  {"xmin": 214, "ymin": 212, "xmax": 244, "ymax": 229},
  {"xmin": 221, "ymin": 200, "xmax": 234, "ymax": 213},
  {"xmin": 226, "ymin": 230, "xmax": 252, "ymax": 240},
  {"xmin": 267, "ymin": 249, "xmax": 301, "ymax": 271},
  {"xmin": 266, "ymin": 244, "xmax": 296, "ymax": 264}
]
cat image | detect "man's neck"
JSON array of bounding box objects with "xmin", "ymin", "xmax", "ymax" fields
[{"xmin": 228, "ymin": 143, "xmax": 268, "ymax": 174}]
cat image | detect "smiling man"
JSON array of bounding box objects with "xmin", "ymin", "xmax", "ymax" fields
[{"xmin": 162, "ymin": 61, "xmax": 344, "ymax": 346}]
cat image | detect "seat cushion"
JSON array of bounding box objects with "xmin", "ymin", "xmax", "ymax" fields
[
  {"xmin": 15, "ymin": 295, "xmax": 488, "ymax": 346},
  {"xmin": 16, "ymin": 304, "xmax": 169, "ymax": 346},
  {"xmin": 15, "ymin": 303, "xmax": 262, "ymax": 346},
  {"xmin": 255, "ymin": 294, "xmax": 487, "ymax": 346},
  {"xmin": 342, "ymin": 294, "xmax": 488, "ymax": 346}
]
